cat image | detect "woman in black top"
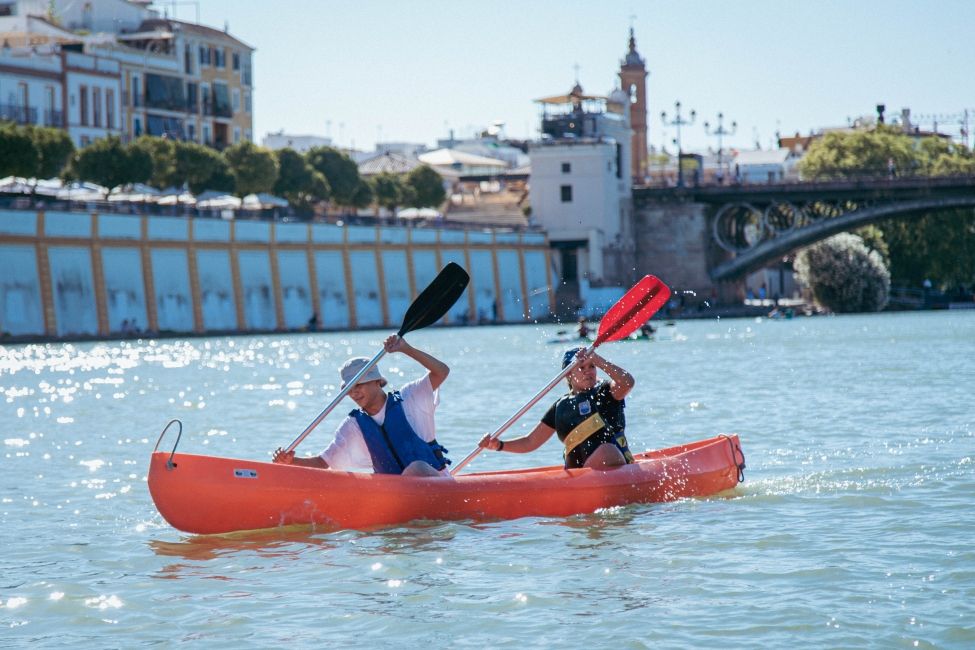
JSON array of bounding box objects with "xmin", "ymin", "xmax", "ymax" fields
[{"xmin": 479, "ymin": 347, "xmax": 636, "ymax": 469}]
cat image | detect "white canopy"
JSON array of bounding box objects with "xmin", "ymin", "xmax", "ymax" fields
[
  {"xmin": 56, "ymin": 181, "xmax": 108, "ymax": 201},
  {"xmin": 156, "ymin": 192, "xmax": 196, "ymax": 206},
  {"xmin": 418, "ymin": 148, "xmax": 508, "ymax": 168},
  {"xmin": 0, "ymin": 176, "xmax": 64, "ymax": 196},
  {"xmin": 396, "ymin": 207, "xmax": 441, "ymax": 219},
  {"xmin": 242, "ymin": 192, "xmax": 289, "ymax": 209},
  {"xmin": 197, "ymin": 194, "xmax": 242, "ymax": 209}
]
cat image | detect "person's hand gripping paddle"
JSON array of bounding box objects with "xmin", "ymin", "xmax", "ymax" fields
[
  {"xmin": 450, "ymin": 275, "xmax": 671, "ymax": 475},
  {"xmin": 283, "ymin": 262, "xmax": 470, "ymax": 455}
]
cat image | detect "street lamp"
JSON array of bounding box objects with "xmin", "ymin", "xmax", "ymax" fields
[
  {"xmin": 660, "ymin": 101, "xmax": 696, "ymax": 187},
  {"xmin": 704, "ymin": 112, "xmax": 737, "ymax": 184}
]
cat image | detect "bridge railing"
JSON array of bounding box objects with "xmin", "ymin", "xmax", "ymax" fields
[{"xmin": 638, "ymin": 169, "xmax": 975, "ymax": 191}]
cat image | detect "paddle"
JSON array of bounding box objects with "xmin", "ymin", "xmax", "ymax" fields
[
  {"xmin": 284, "ymin": 262, "xmax": 470, "ymax": 454},
  {"xmin": 450, "ymin": 275, "xmax": 671, "ymax": 475}
]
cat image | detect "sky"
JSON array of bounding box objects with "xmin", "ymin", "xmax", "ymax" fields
[{"xmin": 177, "ymin": 0, "xmax": 975, "ymax": 154}]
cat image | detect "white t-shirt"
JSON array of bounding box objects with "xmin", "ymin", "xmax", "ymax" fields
[{"xmin": 320, "ymin": 373, "xmax": 440, "ymax": 471}]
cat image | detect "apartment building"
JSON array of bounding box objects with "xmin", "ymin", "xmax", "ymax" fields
[{"xmin": 0, "ymin": 1, "xmax": 253, "ymax": 149}]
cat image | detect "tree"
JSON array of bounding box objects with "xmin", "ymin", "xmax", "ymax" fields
[
  {"xmin": 405, "ymin": 165, "xmax": 446, "ymax": 208},
  {"xmin": 222, "ymin": 141, "xmax": 279, "ymax": 196},
  {"xmin": 305, "ymin": 146, "xmax": 361, "ymax": 206},
  {"xmin": 204, "ymin": 157, "xmax": 236, "ymax": 194},
  {"xmin": 70, "ymin": 136, "xmax": 152, "ymax": 196},
  {"xmin": 25, "ymin": 125, "xmax": 74, "ymax": 180},
  {"xmin": 174, "ymin": 141, "xmax": 224, "ymax": 194},
  {"xmin": 369, "ymin": 172, "xmax": 406, "ymax": 212},
  {"xmin": 273, "ymin": 147, "xmax": 329, "ymax": 208},
  {"xmin": 797, "ymin": 126, "xmax": 975, "ymax": 293},
  {"xmin": 0, "ymin": 123, "xmax": 39, "ymax": 178},
  {"xmin": 350, "ymin": 180, "xmax": 374, "ymax": 210},
  {"xmin": 882, "ymin": 210, "xmax": 975, "ymax": 290},
  {"xmin": 794, "ymin": 233, "xmax": 890, "ymax": 313},
  {"xmin": 131, "ymin": 135, "xmax": 178, "ymax": 189},
  {"xmin": 798, "ymin": 126, "xmax": 916, "ymax": 180}
]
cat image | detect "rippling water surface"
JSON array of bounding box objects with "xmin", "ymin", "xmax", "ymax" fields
[{"xmin": 1, "ymin": 312, "xmax": 973, "ymax": 647}]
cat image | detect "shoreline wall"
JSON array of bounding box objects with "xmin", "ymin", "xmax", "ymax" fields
[{"xmin": 0, "ymin": 209, "xmax": 555, "ymax": 341}]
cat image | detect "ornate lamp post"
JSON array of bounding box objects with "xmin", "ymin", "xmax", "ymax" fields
[
  {"xmin": 704, "ymin": 112, "xmax": 737, "ymax": 184},
  {"xmin": 660, "ymin": 101, "xmax": 696, "ymax": 187}
]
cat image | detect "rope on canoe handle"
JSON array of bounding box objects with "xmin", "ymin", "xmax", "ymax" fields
[
  {"xmin": 152, "ymin": 419, "xmax": 183, "ymax": 470},
  {"xmin": 720, "ymin": 434, "xmax": 746, "ymax": 483}
]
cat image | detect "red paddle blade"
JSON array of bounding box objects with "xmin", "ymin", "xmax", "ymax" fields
[{"xmin": 594, "ymin": 275, "xmax": 671, "ymax": 345}]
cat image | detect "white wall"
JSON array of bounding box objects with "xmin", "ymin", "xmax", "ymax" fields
[
  {"xmin": 0, "ymin": 49, "xmax": 64, "ymax": 127},
  {"xmin": 65, "ymin": 53, "xmax": 122, "ymax": 146}
]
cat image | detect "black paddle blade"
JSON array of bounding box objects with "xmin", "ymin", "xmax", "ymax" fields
[{"xmin": 398, "ymin": 262, "xmax": 470, "ymax": 336}]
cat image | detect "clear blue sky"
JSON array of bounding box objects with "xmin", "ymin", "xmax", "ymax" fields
[{"xmin": 181, "ymin": 0, "xmax": 975, "ymax": 153}]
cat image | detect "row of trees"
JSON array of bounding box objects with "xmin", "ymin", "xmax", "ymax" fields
[
  {"xmin": 794, "ymin": 127, "xmax": 975, "ymax": 312},
  {"xmin": 0, "ymin": 122, "xmax": 446, "ymax": 211}
]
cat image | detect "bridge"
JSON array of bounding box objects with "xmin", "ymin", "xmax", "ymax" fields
[{"xmin": 632, "ymin": 176, "xmax": 975, "ymax": 289}]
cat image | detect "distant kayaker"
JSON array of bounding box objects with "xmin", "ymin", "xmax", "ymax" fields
[
  {"xmin": 576, "ymin": 316, "xmax": 591, "ymax": 339},
  {"xmin": 272, "ymin": 334, "xmax": 451, "ymax": 476},
  {"xmin": 478, "ymin": 347, "xmax": 635, "ymax": 470}
]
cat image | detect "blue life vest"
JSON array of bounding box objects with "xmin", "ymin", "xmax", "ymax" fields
[{"xmin": 351, "ymin": 391, "xmax": 450, "ymax": 475}]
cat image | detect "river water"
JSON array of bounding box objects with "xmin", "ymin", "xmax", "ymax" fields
[{"xmin": 1, "ymin": 311, "xmax": 973, "ymax": 648}]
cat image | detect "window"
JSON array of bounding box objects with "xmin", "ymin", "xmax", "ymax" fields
[
  {"xmin": 134, "ymin": 117, "xmax": 142, "ymax": 136},
  {"xmin": 80, "ymin": 135, "xmax": 90, "ymax": 147},
  {"xmin": 105, "ymin": 89, "xmax": 114, "ymax": 129},
  {"xmin": 211, "ymin": 83, "xmax": 232, "ymax": 117},
  {"xmin": 231, "ymin": 88, "xmax": 240, "ymax": 112},
  {"xmin": 45, "ymin": 86, "xmax": 56, "ymax": 125},
  {"xmin": 233, "ymin": 126, "xmax": 241, "ymax": 144},
  {"xmin": 79, "ymin": 85, "xmax": 89, "ymax": 126},
  {"xmin": 0, "ymin": 4, "xmax": 15, "ymax": 16},
  {"xmin": 560, "ymin": 185, "xmax": 573, "ymax": 202},
  {"xmin": 144, "ymin": 73, "xmax": 186, "ymax": 111},
  {"xmin": 199, "ymin": 45, "xmax": 208, "ymax": 66},
  {"xmin": 214, "ymin": 47, "xmax": 225, "ymax": 68},
  {"xmin": 202, "ymin": 123, "xmax": 211, "ymax": 145},
  {"xmin": 184, "ymin": 43, "xmax": 193, "ymax": 74},
  {"xmin": 561, "ymin": 162, "xmax": 571, "ymax": 173},
  {"xmin": 186, "ymin": 82, "xmax": 198, "ymax": 112},
  {"xmin": 232, "ymin": 52, "xmax": 240, "ymax": 70},
  {"xmin": 187, "ymin": 123, "xmax": 195, "ymax": 142},
  {"xmin": 243, "ymin": 91, "xmax": 251, "ymax": 113},
  {"xmin": 132, "ymin": 75, "xmax": 141, "ymax": 107},
  {"xmin": 615, "ymin": 143, "xmax": 622, "ymax": 179}
]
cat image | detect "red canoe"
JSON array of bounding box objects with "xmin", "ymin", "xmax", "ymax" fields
[{"xmin": 148, "ymin": 434, "xmax": 745, "ymax": 535}]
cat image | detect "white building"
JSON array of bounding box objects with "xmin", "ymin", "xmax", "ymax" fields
[
  {"xmin": 1, "ymin": 1, "xmax": 254, "ymax": 149},
  {"xmin": 63, "ymin": 49, "xmax": 122, "ymax": 146},
  {"xmin": 263, "ymin": 132, "xmax": 332, "ymax": 153},
  {"xmin": 375, "ymin": 141, "xmax": 427, "ymax": 158},
  {"xmin": 528, "ymin": 83, "xmax": 633, "ymax": 292},
  {"xmin": 0, "ymin": 44, "xmax": 64, "ymax": 128},
  {"xmin": 10, "ymin": 0, "xmax": 154, "ymax": 33},
  {"xmin": 732, "ymin": 148, "xmax": 800, "ymax": 184}
]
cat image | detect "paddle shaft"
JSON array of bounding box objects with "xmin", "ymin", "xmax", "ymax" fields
[
  {"xmin": 449, "ymin": 347, "xmax": 589, "ymax": 475},
  {"xmin": 284, "ymin": 347, "xmax": 386, "ymax": 454}
]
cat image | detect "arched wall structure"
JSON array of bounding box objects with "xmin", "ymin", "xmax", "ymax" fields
[{"xmin": 0, "ymin": 210, "xmax": 555, "ymax": 340}]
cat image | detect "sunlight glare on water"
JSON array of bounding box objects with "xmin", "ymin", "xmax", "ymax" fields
[{"xmin": 0, "ymin": 312, "xmax": 973, "ymax": 647}]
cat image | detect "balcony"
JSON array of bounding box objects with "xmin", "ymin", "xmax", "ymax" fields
[
  {"xmin": 0, "ymin": 104, "xmax": 38, "ymax": 125},
  {"xmin": 43, "ymin": 109, "xmax": 64, "ymax": 127}
]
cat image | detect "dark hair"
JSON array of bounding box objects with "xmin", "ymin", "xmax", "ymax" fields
[{"xmin": 562, "ymin": 347, "xmax": 583, "ymax": 369}]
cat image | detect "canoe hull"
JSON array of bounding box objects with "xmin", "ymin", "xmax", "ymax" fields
[{"xmin": 148, "ymin": 434, "xmax": 744, "ymax": 534}]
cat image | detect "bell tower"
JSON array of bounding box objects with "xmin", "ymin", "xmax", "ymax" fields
[{"xmin": 619, "ymin": 27, "xmax": 648, "ymax": 183}]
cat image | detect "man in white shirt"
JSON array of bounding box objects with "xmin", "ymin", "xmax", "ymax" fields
[{"xmin": 272, "ymin": 334, "xmax": 450, "ymax": 476}]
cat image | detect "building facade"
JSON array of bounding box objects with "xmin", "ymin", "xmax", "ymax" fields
[
  {"xmin": 0, "ymin": 45, "xmax": 64, "ymax": 128},
  {"xmin": 528, "ymin": 81, "xmax": 634, "ymax": 315},
  {"xmin": 0, "ymin": 1, "xmax": 253, "ymax": 149}
]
